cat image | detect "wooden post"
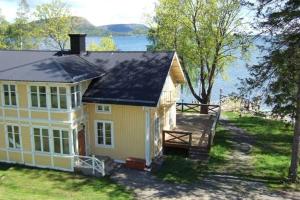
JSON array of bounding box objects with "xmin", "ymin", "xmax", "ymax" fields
[
  {"xmin": 92, "ymin": 155, "xmax": 95, "ymax": 175},
  {"xmin": 162, "ymin": 131, "xmax": 165, "ymax": 155},
  {"xmin": 181, "ymin": 100, "xmax": 184, "ymax": 112},
  {"xmin": 189, "ymin": 133, "xmax": 192, "ymax": 147}
]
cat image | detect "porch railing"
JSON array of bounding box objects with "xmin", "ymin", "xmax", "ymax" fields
[
  {"xmin": 74, "ymin": 155, "xmax": 105, "ymax": 176},
  {"xmin": 162, "ymin": 130, "xmax": 192, "ymax": 150},
  {"xmin": 176, "ymin": 102, "xmax": 220, "ymax": 114}
]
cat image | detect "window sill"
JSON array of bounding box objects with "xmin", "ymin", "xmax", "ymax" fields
[{"xmin": 7, "ymin": 148, "xmax": 22, "ymax": 152}]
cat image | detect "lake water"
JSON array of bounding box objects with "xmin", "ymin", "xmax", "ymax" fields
[{"xmin": 86, "ymin": 36, "xmax": 263, "ymax": 107}]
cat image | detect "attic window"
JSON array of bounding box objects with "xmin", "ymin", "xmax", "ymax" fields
[{"xmin": 96, "ymin": 104, "xmax": 111, "ymax": 113}]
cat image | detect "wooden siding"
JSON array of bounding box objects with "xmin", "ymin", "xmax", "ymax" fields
[{"xmin": 87, "ymin": 104, "xmax": 146, "ymax": 161}]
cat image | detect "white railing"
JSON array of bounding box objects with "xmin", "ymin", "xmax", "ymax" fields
[{"xmin": 74, "ymin": 155, "xmax": 105, "ymax": 176}]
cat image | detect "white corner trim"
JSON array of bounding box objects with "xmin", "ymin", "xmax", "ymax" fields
[{"xmin": 145, "ymin": 108, "xmax": 151, "ymax": 166}]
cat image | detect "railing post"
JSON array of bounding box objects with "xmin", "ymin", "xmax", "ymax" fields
[
  {"xmin": 102, "ymin": 160, "xmax": 105, "ymax": 177},
  {"xmin": 92, "ymin": 155, "xmax": 95, "ymax": 175},
  {"xmin": 189, "ymin": 133, "xmax": 192, "ymax": 147},
  {"xmin": 181, "ymin": 100, "xmax": 184, "ymax": 112}
]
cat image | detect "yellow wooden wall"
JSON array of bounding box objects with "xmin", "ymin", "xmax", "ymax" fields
[{"xmin": 87, "ymin": 104, "xmax": 146, "ymax": 161}]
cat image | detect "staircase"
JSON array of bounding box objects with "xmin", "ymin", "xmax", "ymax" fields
[{"xmin": 189, "ymin": 146, "xmax": 209, "ymax": 160}]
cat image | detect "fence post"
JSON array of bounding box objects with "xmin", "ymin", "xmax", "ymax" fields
[
  {"xmin": 181, "ymin": 100, "xmax": 184, "ymax": 112},
  {"xmin": 92, "ymin": 155, "xmax": 95, "ymax": 175}
]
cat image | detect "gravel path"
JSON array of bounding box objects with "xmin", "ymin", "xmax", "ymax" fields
[{"xmin": 111, "ymin": 117, "xmax": 300, "ymax": 200}]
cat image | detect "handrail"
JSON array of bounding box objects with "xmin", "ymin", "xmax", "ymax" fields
[
  {"xmin": 74, "ymin": 155, "xmax": 105, "ymax": 176},
  {"xmin": 162, "ymin": 130, "xmax": 192, "ymax": 150},
  {"xmin": 176, "ymin": 102, "xmax": 220, "ymax": 114}
]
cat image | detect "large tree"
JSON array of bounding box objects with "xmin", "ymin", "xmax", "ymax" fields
[
  {"xmin": 88, "ymin": 36, "xmax": 117, "ymax": 51},
  {"xmin": 6, "ymin": 0, "xmax": 38, "ymax": 50},
  {"xmin": 0, "ymin": 9, "xmax": 9, "ymax": 49},
  {"xmin": 148, "ymin": 0, "xmax": 250, "ymax": 113},
  {"xmin": 34, "ymin": 0, "xmax": 73, "ymax": 51},
  {"xmin": 241, "ymin": 0, "xmax": 300, "ymax": 182}
]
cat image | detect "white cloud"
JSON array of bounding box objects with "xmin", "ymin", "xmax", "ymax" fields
[{"xmin": 0, "ymin": 0, "xmax": 157, "ymax": 25}]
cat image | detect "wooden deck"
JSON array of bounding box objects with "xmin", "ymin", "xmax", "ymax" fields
[{"xmin": 162, "ymin": 103, "xmax": 221, "ymax": 156}]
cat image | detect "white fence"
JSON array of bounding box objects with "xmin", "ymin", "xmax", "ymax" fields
[{"xmin": 74, "ymin": 155, "xmax": 105, "ymax": 176}]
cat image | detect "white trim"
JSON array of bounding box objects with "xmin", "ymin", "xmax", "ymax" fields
[
  {"xmin": 145, "ymin": 108, "xmax": 151, "ymax": 166},
  {"xmin": 94, "ymin": 120, "xmax": 114, "ymax": 148}
]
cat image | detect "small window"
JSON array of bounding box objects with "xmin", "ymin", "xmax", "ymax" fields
[
  {"xmin": 96, "ymin": 104, "xmax": 111, "ymax": 113},
  {"xmin": 71, "ymin": 85, "xmax": 81, "ymax": 108},
  {"xmin": 96, "ymin": 121, "xmax": 113, "ymax": 147},
  {"xmin": 3, "ymin": 84, "xmax": 17, "ymax": 106},
  {"xmin": 7, "ymin": 125, "xmax": 21, "ymax": 149},
  {"xmin": 33, "ymin": 128, "xmax": 50, "ymax": 153},
  {"xmin": 50, "ymin": 87, "xmax": 67, "ymax": 109},
  {"xmin": 53, "ymin": 129, "xmax": 70, "ymax": 154},
  {"xmin": 30, "ymin": 86, "xmax": 47, "ymax": 108}
]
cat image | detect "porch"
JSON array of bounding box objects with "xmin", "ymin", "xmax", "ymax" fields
[{"xmin": 162, "ymin": 103, "xmax": 221, "ymax": 158}]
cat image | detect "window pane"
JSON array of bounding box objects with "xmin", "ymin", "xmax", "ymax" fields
[
  {"xmin": 104, "ymin": 106, "xmax": 110, "ymax": 112},
  {"xmin": 76, "ymin": 92, "xmax": 81, "ymax": 106},
  {"xmin": 106, "ymin": 137, "xmax": 112, "ymax": 145},
  {"xmin": 7, "ymin": 125, "xmax": 12, "ymax": 133},
  {"xmin": 71, "ymin": 86, "xmax": 75, "ymax": 93},
  {"xmin": 31, "ymin": 93, "xmax": 38, "ymax": 107},
  {"xmin": 71, "ymin": 94, "xmax": 76, "ymax": 108},
  {"xmin": 76, "ymin": 85, "xmax": 79, "ymax": 92},
  {"xmin": 97, "ymin": 123, "xmax": 103, "ymax": 131},
  {"xmin": 53, "ymin": 130, "xmax": 60, "ymax": 138},
  {"xmin": 40, "ymin": 93, "xmax": 47, "ymax": 107},
  {"xmin": 54, "ymin": 138, "xmax": 61, "ymax": 153},
  {"xmin": 3, "ymin": 85, "xmax": 8, "ymax": 91},
  {"xmin": 42, "ymin": 129, "xmax": 48, "ymax": 137},
  {"xmin": 39, "ymin": 86, "xmax": 46, "ymax": 94},
  {"xmin": 98, "ymin": 105, "xmax": 103, "ymax": 111},
  {"xmin": 14, "ymin": 126, "xmax": 19, "ymax": 133},
  {"xmin": 10, "ymin": 85, "xmax": 15, "ymax": 92},
  {"xmin": 34, "ymin": 135, "xmax": 41, "ymax": 151},
  {"xmin": 43, "ymin": 136, "xmax": 50, "ymax": 152},
  {"xmin": 8, "ymin": 133, "xmax": 14, "ymax": 148},
  {"xmin": 62, "ymin": 131, "xmax": 68, "ymax": 139},
  {"xmin": 30, "ymin": 86, "xmax": 37, "ymax": 93},
  {"xmin": 50, "ymin": 87, "xmax": 57, "ymax": 94},
  {"xmin": 4, "ymin": 91, "xmax": 10, "ymax": 105},
  {"xmin": 98, "ymin": 135, "xmax": 104, "ymax": 145},
  {"xmin": 59, "ymin": 87, "xmax": 66, "ymax": 94},
  {"xmin": 60, "ymin": 94, "xmax": 67, "ymax": 109},
  {"xmin": 15, "ymin": 134, "xmax": 20, "ymax": 149},
  {"xmin": 51, "ymin": 93, "xmax": 58, "ymax": 108},
  {"xmin": 11, "ymin": 92, "xmax": 16, "ymax": 105},
  {"xmin": 34, "ymin": 128, "xmax": 40, "ymax": 136},
  {"xmin": 62, "ymin": 138, "xmax": 69, "ymax": 154}
]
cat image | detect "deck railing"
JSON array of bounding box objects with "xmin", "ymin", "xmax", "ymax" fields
[
  {"xmin": 162, "ymin": 130, "xmax": 192, "ymax": 150},
  {"xmin": 74, "ymin": 155, "xmax": 105, "ymax": 176},
  {"xmin": 207, "ymin": 106, "xmax": 221, "ymax": 150},
  {"xmin": 176, "ymin": 102, "xmax": 220, "ymax": 114}
]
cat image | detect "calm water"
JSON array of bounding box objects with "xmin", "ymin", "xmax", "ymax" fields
[{"xmin": 89, "ymin": 36, "xmax": 263, "ymax": 107}]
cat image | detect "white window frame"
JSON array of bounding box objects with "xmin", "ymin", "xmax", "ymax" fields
[
  {"xmin": 33, "ymin": 127, "xmax": 50, "ymax": 153},
  {"xmin": 3, "ymin": 84, "xmax": 17, "ymax": 106},
  {"xmin": 6, "ymin": 125, "xmax": 21, "ymax": 150},
  {"xmin": 30, "ymin": 85, "xmax": 47, "ymax": 108},
  {"xmin": 50, "ymin": 86, "xmax": 67, "ymax": 109},
  {"xmin": 96, "ymin": 104, "xmax": 111, "ymax": 114},
  {"xmin": 95, "ymin": 120, "xmax": 114, "ymax": 148},
  {"xmin": 53, "ymin": 129, "xmax": 70, "ymax": 155},
  {"xmin": 71, "ymin": 84, "xmax": 81, "ymax": 109}
]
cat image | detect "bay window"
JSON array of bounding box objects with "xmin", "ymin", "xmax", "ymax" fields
[
  {"xmin": 50, "ymin": 87, "xmax": 67, "ymax": 109},
  {"xmin": 71, "ymin": 85, "xmax": 81, "ymax": 108}
]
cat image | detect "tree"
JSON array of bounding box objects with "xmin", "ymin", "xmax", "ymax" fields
[
  {"xmin": 6, "ymin": 0, "xmax": 38, "ymax": 50},
  {"xmin": 87, "ymin": 36, "xmax": 117, "ymax": 51},
  {"xmin": 34, "ymin": 0, "xmax": 73, "ymax": 51},
  {"xmin": 148, "ymin": 0, "xmax": 250, "ymax": 113},
  {"xmin": 240, "ymin": 0, "xmax": 300, "ymax": 182},
  {"xmin": 0, "ymin": 9, "xmax": 9, "ymax": 49}
]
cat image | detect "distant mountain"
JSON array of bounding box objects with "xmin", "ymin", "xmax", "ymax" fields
[{"xmin": 71, "ymin": 16, "xmax": 149, "ymax": 36}]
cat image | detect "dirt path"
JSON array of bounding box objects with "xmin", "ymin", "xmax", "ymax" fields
[{"xmin": 111, "ymin": 117, "xmax": 300, "ymax": 200}]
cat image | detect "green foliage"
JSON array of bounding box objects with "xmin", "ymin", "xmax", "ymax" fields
[
  {"xmin": 88, "ymin": 36, "xmax": 117, "ymax": 51},
  {"xmin": 34, "ymin": 0, "xmax": 73, "ymax": 51},
  {"xmin": 0, "ymin": 164, "xmax": 133, "ymax": 200},
  {"xmin": 0, "ymin": 9, "xmax": 9, "ymax": 49},
  {"xmin": 149, "ymin": 0, "xmax": 251, "ymax": 103}
]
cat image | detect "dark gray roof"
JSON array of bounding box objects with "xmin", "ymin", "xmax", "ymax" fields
[
  {"xmin": 82, "ymin": 51, "xmax": 175, "ymax": 107},
  {"xmin": 0, "ymin": 50, "xmax": 103, "ymax": 83}
]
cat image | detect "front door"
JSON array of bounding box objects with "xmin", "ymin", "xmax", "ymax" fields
[{"xmin": 78, "ymin": 129, "xmax": 86, "ymax": 156}]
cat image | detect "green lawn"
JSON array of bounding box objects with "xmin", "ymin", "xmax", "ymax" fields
[
  {"xmin": 156, "ymin": 111, "xmax": 299, "ymax": 190},
  {"xmin": 0, "ymin": 163, "xmax": 133, "ymax": 200}
]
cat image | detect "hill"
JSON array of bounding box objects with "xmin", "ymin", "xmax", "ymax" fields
[{"xmin": 72, "ymin": 16, "xmax": 148, "ymax": 36}]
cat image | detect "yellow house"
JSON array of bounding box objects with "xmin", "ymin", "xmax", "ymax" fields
[{"xmin": 0, "ymin": 34, "xmax": 185, "ymax": 174}]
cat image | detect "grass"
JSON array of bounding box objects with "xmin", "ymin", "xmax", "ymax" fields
[
  {"xmin": 155, "ymin": 126, "xmax": 233, "ymax": 184},
  {"xmin": 156, "ymin": 111, "xmax": 299, "ymax": 191},
  {"xmin": 0, "ymin": 163, "xmax": 133, "ymax": 200}
]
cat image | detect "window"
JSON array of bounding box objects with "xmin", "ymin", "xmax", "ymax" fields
[
  {"xmin": 30, "ymin": 86, "xmax": 47, "ymax": 108},
  {"xmin": 50, "ymin": 87, "xmax": 67, "ymax": 109},
  {"xmin": 71, "ymin": 85, "xmax": 81, "ymax": 108},
  {"xmin": 96, "ymin": 104, "xmax": 111, "ymax": 113},
  {"xmin": 7, "ymin": 125, "xmax": 21, "ymax": 149},
  {"xmin": 53, "ymin": 129, "xmax": 69, "ymax": 154},
  {"xmin": 33, "ymin": 128, "xmax": 50, "ymax": 153},
  {"xmin": 96, "ymin": 121, "xmax": 113, "ymax": 147},
  {"xmin": 3, "ymin": 84, "xmax": 17, "ymax": 106}
]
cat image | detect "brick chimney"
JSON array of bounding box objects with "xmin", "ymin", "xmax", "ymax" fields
[{"xmin": 69, "ymin": 34, "xmax": 86, "ymax": 54}]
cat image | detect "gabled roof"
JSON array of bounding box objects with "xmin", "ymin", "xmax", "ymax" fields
[
  {"xmin": 82, "ymin": 51, "xmax": 177, "ymax": 107},
  {"xmin": 0, "ymin": 50, "xmax": 104, "ymax": 83}
]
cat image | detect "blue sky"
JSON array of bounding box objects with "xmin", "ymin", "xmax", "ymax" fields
[{"xmin": 0, "ymin": 0, "xmax": 157, "ymax": 26}]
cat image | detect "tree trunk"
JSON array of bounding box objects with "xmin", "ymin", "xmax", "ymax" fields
[
  {"xmin": 288, "ymin": 79, "xmax": 300, "ymax": 182},
  {"xmin": 200, "ymin": 94, "xmax": 209, "ymax": 114}
]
